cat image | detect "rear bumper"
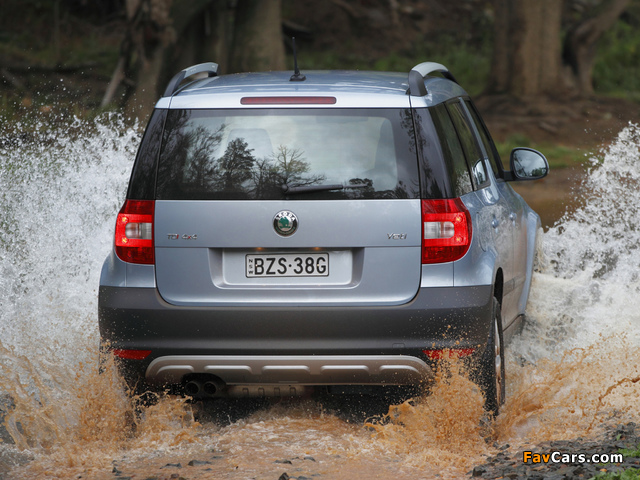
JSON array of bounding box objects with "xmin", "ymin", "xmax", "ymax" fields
[
  {"xmin": 146, "ymin": 354, "xmax": 432, "ymax": 387},
  {"xmin": 98, "ymin": 284, "xmax": 492, "ymax": 391}
]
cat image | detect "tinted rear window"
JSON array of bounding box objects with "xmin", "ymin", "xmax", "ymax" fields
[
  {"xmin": 428, "ymin": 104, "xmax": 473, "ymax": 197},
  {"xmin": 155, "ymin": 108, "xmax": 420, "ymax": 200},
  {"xmin": 446, "ymin": 101, "xmax": 489, "ymax": 189},
  {"xmin": 127, "ymin": 108, "xmax": 167, "ymax": 199}
]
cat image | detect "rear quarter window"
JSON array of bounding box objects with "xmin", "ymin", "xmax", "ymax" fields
[
  {"xmin": 465, "ymin": 100, "xmax": 504, "ymax": 179},
  {"xmin": 127, "ymin": 109, "xmax": 167, "ymax": 200},
  {"xmin": 446, "ymin": 100, "xmax": 490, "ymax": 190},
  {"xmin": 428, "ymin": 104, "xmax": 473, "ymax": 197}
]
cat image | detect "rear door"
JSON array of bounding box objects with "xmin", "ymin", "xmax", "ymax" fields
[
  {"xmin": 445, "ymin": 100, "xmax": 516, "ymax": 296},
  {"xmin": 153, "ymin": 107, "xmax": 423, "ymax": 306},
  {"xmin": 465, "ymin": 100, "xmax": 528, "ymax": 322}
]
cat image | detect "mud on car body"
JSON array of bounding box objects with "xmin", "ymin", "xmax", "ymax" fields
[{"xmin": 98, "ymin": 61, "xmax": 548, "ymax": 414}]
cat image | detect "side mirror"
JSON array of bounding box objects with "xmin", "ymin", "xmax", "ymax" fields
[{"xmin": 509, "ymin": 148, "xmax": 549, "ymax": 181}]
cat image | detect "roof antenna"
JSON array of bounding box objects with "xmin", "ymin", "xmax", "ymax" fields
[{"xmin": 290, "ymin": 37, "xmax": 306, "ymax": 82}]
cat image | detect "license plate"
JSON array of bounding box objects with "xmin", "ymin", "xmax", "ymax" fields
[{"xmin": 246, "ymin": 253, "xmax": 329, "ymax": 277}]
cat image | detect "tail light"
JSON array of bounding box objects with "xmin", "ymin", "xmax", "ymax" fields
[
  {"xmin": 421, "ymin": 198, "xmax": 472, "ymax": 264},
  {"xmin": 114, "ymin": 200, "xmax": 155, "ymax": 264}
]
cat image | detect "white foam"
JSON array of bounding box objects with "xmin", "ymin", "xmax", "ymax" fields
[
  {"xmin": 512, "ymin": 123, "xmax": 640, "ymax": 363},
  {"xmin": 0, "ymin": 113, "xmax": 139, "ymax": 363}
]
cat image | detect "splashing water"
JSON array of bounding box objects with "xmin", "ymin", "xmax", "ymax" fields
[
  {"xmin": 0, "ymin": 113, "xmax": 140, "ymax": 474},
  {"xmin": 1, "ymin": 114, "xmax": 639, "ymax": 479},
  {"xmin": 495, "ymin": 124, "xmax": 640, "ymax": 443},
  {"xmin": 0, "ymin": 114, "xmax": 136, "ymax": 355},
  {"xmin": 517, "ymin": 124, "xmax": 640, "ymax": 359}
]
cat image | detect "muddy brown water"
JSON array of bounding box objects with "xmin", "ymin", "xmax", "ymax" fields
[
  {"xmin": 2, "ymin": 344, "xmax": 638, "ymax": 480},
  {"xmin": 1, "ymin": 119, "xmax": 639, "ymax": 479}
]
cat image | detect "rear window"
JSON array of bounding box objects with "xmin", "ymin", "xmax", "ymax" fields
[{"xmin": 155, "ymin": 108, "xmax": 420, "ymax": 200}]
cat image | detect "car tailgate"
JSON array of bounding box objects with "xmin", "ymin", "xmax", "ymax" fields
[{"xmin": 154, "ymin": 199, "xmax": 421, "ymax": 306}]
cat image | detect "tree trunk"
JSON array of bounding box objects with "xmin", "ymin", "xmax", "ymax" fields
[
  {"xmin": 201, "ymin": 1, "xmax": 233, "ymax": 73},
  {"xmin": 563, "ymin": 0, "xmax": 631, "ymax": 95},
  {"xmin": 126, "ymin": 47, "xmax": 167, "ymax": 119},
  {"xmin": 164, "ymin": 0, "xmax": 233, "ymax": 75},
  {"xmin": 158, "ymin": 0, "xmax": 229, "ymax": 89},
  {"xmin": 122, "ymin": 0, "xmax": 175, "ymax": 119},
  {"xmin": 101, "ymin": 56, "xmax": 127, "ymax": 107},
  {"xmin": 487, "ymin": 0, "xmax": 562, "ymax": 98},
  {"xmin": 109, "ymin": 0, "xmax": 283, "ymax": 117},
  {"xmin": 123, "ymin": 0, "xmax": 221, "ymax": 118},
  {"xmin": 229, "ymin": 0, "xmax": 285, "ymax": 73}
]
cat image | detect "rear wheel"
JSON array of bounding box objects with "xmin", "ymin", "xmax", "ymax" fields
[{"xmin": 477, "ymin": 298, "xmax": 505, "ymax": 416}]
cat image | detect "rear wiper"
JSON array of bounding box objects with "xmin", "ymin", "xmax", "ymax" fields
[{"xmin": 281, "ymin": 183, "xmax": 369, "ymax": 195}]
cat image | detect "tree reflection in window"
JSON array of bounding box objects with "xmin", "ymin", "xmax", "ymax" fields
[
  {"xmin": 175, "ymin": 133, "xmax": 328, "ymax": 199},
  {"xmin": 252, "ymin": 145, "xmax": 326, "ymax": 198},
  {"xmin": 218, "ymin": 137, "xmax": 255, "ymax": 194},
  {"xmin": 183, "ymin": 124, "xmax": 225, "ymax": 191}
]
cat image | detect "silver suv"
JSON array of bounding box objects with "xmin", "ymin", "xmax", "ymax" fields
[{"xmin": 98, "ymin": 62, "xmax": 548, "ymax": 414}]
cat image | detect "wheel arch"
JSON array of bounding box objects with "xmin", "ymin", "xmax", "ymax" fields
[{"xmin": 493, "ymin": 267, "xmax": 504, "ymax": 308}]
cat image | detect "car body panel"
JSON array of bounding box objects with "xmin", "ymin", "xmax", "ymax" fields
[
  {"xmin": 99, "ymin": 284, "xmax": 493, "ymax": 352},
  {"xmin": 155, "ymin": 71, "xmax": 469, "ymax": 110},
  {"xmin": 154, "ymin": 199, "xmax": 422, "ymax": 306}
]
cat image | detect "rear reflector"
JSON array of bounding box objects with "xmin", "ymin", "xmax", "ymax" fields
[
  {"xmin": 421, "ymin": 198, "xmax": 472, "ymax": 264},
  {"xmin": 240, "ymin": 96, "xmax": 337, "ymax": 105},
  {"xmin": 114, "ymin": 199, "xmax": 155, "ymax": 264},
  {"xmin": 423, "ymin": 348, "xmax": 475, "ymax": 360},
  {"xmin": 112, "ymin": 349, "xmax": 152, "ymax": 360}
]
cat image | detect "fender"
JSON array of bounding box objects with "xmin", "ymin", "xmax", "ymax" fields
[{"xmin": 518, "ymin": 208, "xmax": 542, "ymax": 314}]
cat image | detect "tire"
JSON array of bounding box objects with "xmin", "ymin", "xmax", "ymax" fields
[{"xmin": 477, "ymin": 297, "xmax": 505, "ymax": 416}]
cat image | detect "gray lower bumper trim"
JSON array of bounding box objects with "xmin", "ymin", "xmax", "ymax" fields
[{"xmin": 146, "ymin": 355, "xmax": 433, "ymax": 386}]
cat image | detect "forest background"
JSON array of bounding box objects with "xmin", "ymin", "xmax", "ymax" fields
[{"xmin": 1, "ymin": 0, "xmax": 639, "ymax": 226}]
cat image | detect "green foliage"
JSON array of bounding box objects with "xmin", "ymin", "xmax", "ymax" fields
[
  {"xmin": 589, "ymin": 443, "xmax": 640, "ymax": 480},
  {"xmin": 590, "ymin": 468, "xmax": 640, "ymax": 480},
  {"xmin": 619, "ymin": 443, "xmax": 640, "ymax": 458},
  {"xmin": 295, "ymin": 10, "xmax": 640, "ymax": 101},
  {"xmin": 495, "ymin": 135, "xmax": 588, "ymax": 170},
  {"xmin": 409, "ymin": 36, "xmax": 491, "ymax": 97},
  {"xmin": 593, "ymin": 9, "xmax": 640, "ymax": 99},
  {"xmin": 292, "ymin": 35, "xmax": 491, "ymax": 97}
]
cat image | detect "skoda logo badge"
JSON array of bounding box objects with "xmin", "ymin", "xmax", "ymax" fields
[{"xmin": 273, "ymin": 210, "xmax": 298, "ymax": 237}]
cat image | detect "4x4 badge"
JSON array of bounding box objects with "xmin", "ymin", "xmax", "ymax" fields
[{"xmin": 273, "ymin": 211, "xmax": 298, "ymax": 237}]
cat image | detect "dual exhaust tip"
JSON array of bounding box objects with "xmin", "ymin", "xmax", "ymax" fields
[
  {"xmin": 183, "ymin": 377, "xmax": 225, "ymax": 398},
  {"xmin": 182, "ymin": 376, "xmax": 310, "ymax": 399}
]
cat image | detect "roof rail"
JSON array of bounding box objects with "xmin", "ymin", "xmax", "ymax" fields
[
  {"xmin": 163, "ymin": 62, "xmax": 219, "ymax": 97},
  {"xmin": 407, "ymin": 62, "xmax": 458, "ymax": 96}
]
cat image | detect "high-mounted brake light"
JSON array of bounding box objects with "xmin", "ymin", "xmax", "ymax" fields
[
  {"xmin": 114, "ymin": 200, "xmax": 155, "ymax": 264},
  {"xmin": 421, "ymin": 198, "xmax": 472, "ymax": 264},
  {"xmin": 240, "ymin": 96, "xmax": 337, "ymax": 105}
]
